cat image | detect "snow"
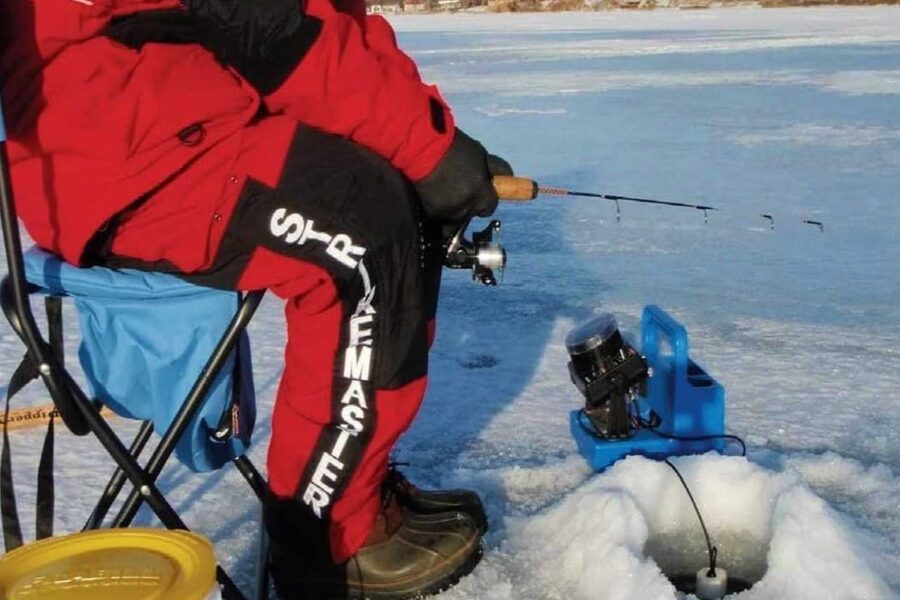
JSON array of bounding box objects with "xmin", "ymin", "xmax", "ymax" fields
[
  {"xmin": 2, "ymin": 6, "xmax": 899, "ymax": 600},
  {"xmin": 442, "ymin": 455, "xmax": 895, "ymax": 600}
]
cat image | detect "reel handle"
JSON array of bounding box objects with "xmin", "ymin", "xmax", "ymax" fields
[{"xmin": 493, "ymin": 176, "xmax": 538, "ymax": 201}]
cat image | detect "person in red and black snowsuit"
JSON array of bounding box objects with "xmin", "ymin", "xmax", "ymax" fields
[{"xmin": 1, "ymin": 0, "xmax": 511, "ymax": 596}]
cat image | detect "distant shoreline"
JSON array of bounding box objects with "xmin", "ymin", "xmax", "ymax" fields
[{"xmin": 369, "ymin": 1, "xmax": 900, "ymax": 14}]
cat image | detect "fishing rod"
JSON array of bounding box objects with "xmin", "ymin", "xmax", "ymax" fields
[
  {"xmin": 443, "ymin": 176, "xmax": 825, "ymax": 286},
  {"xmin": 493, "ymin": 176, "xmax": 824, "ymax": 230},
  {"xmin": 534, "ymin": 184, "xmax": 717, "ymax": 219}
]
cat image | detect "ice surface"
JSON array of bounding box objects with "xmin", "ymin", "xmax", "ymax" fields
[{"xmin": 1, "ymin": 6, "xmax": 898, "ymax": 599}]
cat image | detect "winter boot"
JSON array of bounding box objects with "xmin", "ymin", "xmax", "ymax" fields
[
  {"xmin": 385, "ymin": 466, "xmax": 488, "ymax": 533},
  {"xmin": 267, "ymin": 494, "xmax": 484, "ymax": 599}
]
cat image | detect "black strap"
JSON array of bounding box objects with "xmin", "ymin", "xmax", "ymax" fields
[
  {"xmin": 1, "ymin": 401, "xmax": 57, "ymax": 549},
  {"xmin": 6, "ymin": 352, "xmax": 40, "ymax": 401},
  {"xmin": 2, "ymin": 393, "xmax": 24, "ymax": 552},
  {"xmin": 35, "ymin": 416, "xmax": 54, "ymax": 540},
  {"xmin": 0, "ymin": 298, "xmax": 64, "ymax": 550},
  {"xmin": 1, "ymin": 354, "xmax": 40, "ymax": 552}
]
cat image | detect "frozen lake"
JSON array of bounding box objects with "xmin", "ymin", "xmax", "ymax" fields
[
  {"xmin": 1, "ymin": 7, "xmax": 898, "ymax": 599},
  {"xmin": 396, "ymin": 8, "xmax": 900, "ymax": 598}
]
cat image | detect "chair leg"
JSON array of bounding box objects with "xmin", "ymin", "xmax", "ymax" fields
[
  {"xmin": 233, "ymin": 455, "xmax": 271, "ymax": 600},
  {"xmin": 85, "ymin": 420, "xmax": 155, "ymax": 530},
  {"xmin": 218, "ymin": 565, "xmax": 249, "ymax": 600},
  {"xmin": 233, "ymin": 455, "xmax": 267, "ymax": 502},
  {"xmin": 86, "ymin": 410, "xmax": 188, "ymax": 530}
]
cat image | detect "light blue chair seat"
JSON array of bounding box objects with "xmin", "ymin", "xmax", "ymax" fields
[{"xmin": 22, "ymin": 247, "xmax": 255, "ymax": 472}]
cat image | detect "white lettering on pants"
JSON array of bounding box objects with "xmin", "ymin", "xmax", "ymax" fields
[
  {"xmin": 299, "ymin": 237, "xmax": 379, "ymax": 519},
  {"xmin": 269, "ymin": 208, "xmax": 365, "ymax": 269}
]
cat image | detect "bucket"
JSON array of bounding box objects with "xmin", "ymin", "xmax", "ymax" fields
[{"xmin": 0, "ymin": 529, "xmax": 220, "ymax": 599}]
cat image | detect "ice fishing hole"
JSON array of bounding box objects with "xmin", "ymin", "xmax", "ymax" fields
[
  {"xmin": 641, "ymin": 479, "xmax": 769, "ymax": 598},
  {"xmin": 619, "ymin": 456, "xmax": 780, "ymax": 597},
  {"xmin": 644, "ymin": 530, "xmax": 766, "ymax": 596},
  {"xmin": 563, "ymin": 456, "xmax": 878, "ymax": 599}
]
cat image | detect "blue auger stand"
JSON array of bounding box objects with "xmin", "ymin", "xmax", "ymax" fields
[{"xmin": 570, "ymin": 305, "xmax": 726, "ymax": 471}]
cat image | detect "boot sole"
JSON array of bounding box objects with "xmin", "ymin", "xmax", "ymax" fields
[{"xmin": 300, "ymin": 538, "xmax": 485, "ymax": 600}]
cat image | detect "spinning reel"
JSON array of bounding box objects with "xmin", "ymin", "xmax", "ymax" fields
[{"xmin": 443, "ymin": 218, "xmax": 506, "ymax": 286}]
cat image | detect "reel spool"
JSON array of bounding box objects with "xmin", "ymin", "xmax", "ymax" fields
[{"xmin": 566, "ymin": 315, "xmax": 649, "ymax": 439}]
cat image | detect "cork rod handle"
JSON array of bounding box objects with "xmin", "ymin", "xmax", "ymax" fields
[{"xmin": 493, "ymin": 176, "xmax": 539, "ymax": 201}]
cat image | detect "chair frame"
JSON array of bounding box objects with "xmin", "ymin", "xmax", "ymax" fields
[{"xmin": 0, "ymin": 104, "xmax": 269, "ymax": 600}]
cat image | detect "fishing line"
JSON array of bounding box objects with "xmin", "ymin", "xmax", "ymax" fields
[{"xmin": 664, "ymin": 458, "xmax": 719, "ymax": 577}]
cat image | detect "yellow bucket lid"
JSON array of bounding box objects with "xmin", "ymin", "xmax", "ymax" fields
[{"xmin": 0, "ymin": 529, "xmax": 218, "ymax": 600}]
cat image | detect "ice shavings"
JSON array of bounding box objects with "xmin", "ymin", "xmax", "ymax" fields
[
  {"xmin": 741, "ymin": 485, "xmax": 892, "ymax": 600},
  {"xmin": 782, "ymin": 453, "xmax": 900, "ymax": 544},
  {"xmin": 445, "ymin": 454, "xmax": 595, "ymax": 518},
  {"xmin": 443, "ymin": 455, "xmax": 894, "ymax": 600}
]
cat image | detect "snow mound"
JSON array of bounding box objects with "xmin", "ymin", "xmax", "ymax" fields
[{"xmin": 443, "ymin": 454, "xmax": 894, "ymax": 600}]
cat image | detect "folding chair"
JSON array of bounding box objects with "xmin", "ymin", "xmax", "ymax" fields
[{"xmin": 0, "ymin": 101, "xmax": 270, "ymax": 599}]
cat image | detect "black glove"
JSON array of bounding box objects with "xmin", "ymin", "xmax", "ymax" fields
[
  {"xmin": 184, "ymin": 0, "xmax": 322, "ymax": 94},
  {"xmin": 415, "ymin": 128, "xmax": 513, "ymax": 231},
  {"xmin": 103, "ymin": 10, "xmax": 204, "ymax": 49}
]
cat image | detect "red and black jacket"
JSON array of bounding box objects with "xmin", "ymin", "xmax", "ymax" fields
[{"xmin": 1, "ymin": 0, "xmax": 455, "ymax": 265}]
